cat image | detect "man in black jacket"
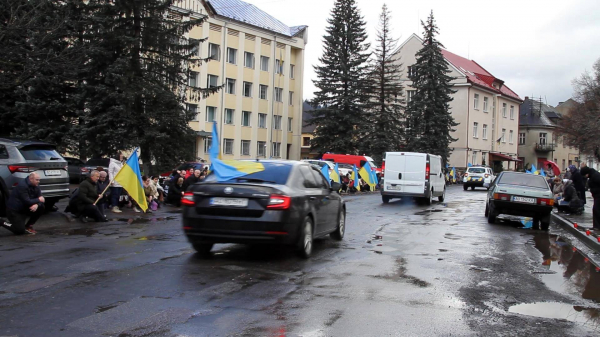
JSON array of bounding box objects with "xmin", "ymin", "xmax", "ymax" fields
[
  {"xmin": 182, "ymin": 169, "xmax": 201, "ymax": 192},
  {"xmin": 569, "ymin": 165, "xmax": 586, "ymax": 205},
  {"xmin": 0, "ymin": 173, "xmax": 45, "ymax": 235},
  {"xmin": 580, "ymin": 167, "xmax": 600, "ymax": 229},
  {"xmin": 75, "ymin": 170, "xmax": 107, "ymax": 223}
]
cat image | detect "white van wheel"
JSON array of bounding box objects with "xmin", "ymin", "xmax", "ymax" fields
[{"xmin": 438, "ymin": 187, "xmax": 446, "ymax": 202}]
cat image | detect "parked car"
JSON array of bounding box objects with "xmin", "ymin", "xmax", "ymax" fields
[
  {"xmin": 380, "ymin": 152, "xmax": 445, "ymax": 205},
  {"xmin": 463, "ymin": 166, "xmax": 495, "ymax": 191},
  {"xmin": 83, "ymin": 158, "xmax": 110, "ymax": 173},
  {"xmin": 302, "ymin": 159, "xmax": 334, "ymax": 173},
  {"xmin": 182, "ymin": 160, "xmax": 346, "ymax": 258},
  {"xmin": 0, "ymin": 138, "xmax": 70, "ymax": 215},
  {"xmin": 485, "ymin": 171, "xmax": 554, "ymax": 230},
  {"xmin": 64, "ymin": 157, "xmax": 90, "ymax": 183}
]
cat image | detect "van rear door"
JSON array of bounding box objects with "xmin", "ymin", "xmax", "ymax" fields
[
  {"xmin": 383, "ymin": 153, "xmax": 406, "ymax": 192},
  {"xmin": 403, "ymin": 153, "xmax": 426, "ymax": 194}
]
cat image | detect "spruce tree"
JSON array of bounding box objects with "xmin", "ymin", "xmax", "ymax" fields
[
  {"xmin": 404, "ymin": 11, "xmax": 458, "ymax": 164},
  {"xmin": 360, "ymin": 4, "xmax": 405, "ymax": 163},
  {"xmin": 310, "ymin": 0, "xmax": 371, "ymax": 154}
]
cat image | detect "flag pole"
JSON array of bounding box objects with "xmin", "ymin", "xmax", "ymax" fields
[{"xmin": 93, "ymin": 155, "xmax": 129, "ymax": 206}]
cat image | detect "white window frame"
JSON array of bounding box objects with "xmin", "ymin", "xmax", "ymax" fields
[
  {"xmin": 509, "ymin": 130, "xmax": 514, "ymax": 144},
  {"xmin": 207, "ymin": 74, "xmax": 218, "ymax": 88},
  {"xmin": 243, "ymin": 81, "xmax": 252, "ymax": 97},
  {"xmin": 407, "ymin": 90, "xmax": 415, "ymax": 102},
  {"xmin": 187, "ymin": 104, "xmax": 198, "ymax": 121},
  {"xmin": 539, "ymin": 132, "xmax": 547, "ymax": 145},
  {"xmin": 226, "ymin": 78, "xmax": 236, "ymax": 95},
  {"xmin": 482, "ymin": 124, "xmax": 488, "ymax": 140},
  {"xmin": 241, "ymin": 111, "xmax": 251, "ymax": 127},
  {"xmin": 224, "ymin": 108, "xmax": 234, "ymax": 125},
  {"xmin": 204, "ymin": 137, "xmax": 212, "ymax": 153},
  {"xmin": 502, "ymin": 103, "xmax": 507, "ymax": 118},
  {"xmin": 473, "ymin": 122, "xmax": 478, "ymax": 138},
  {"xmin": 190, "ymin": 39, "xmax": 201, "ymax": 57},
  {"xmin": 260, "ymin": 56, "xmax": 269, "ymax": 71},
  {"xmin": 290, "ymin": 64, "xmax": 295, "ymax": 79},
  {"xmin": 519, "ymin": 132, "xmax": 526, "ymax": 145},
  {"xmin": 258, "ymin": 113, "xmax": 267, "ymax": 128},
  {"xmin": 259, "ymin": 85, "xmax": 268, "ymax": 100},
  {"xmin": 288, "ymin": 117, "xmax": 293, "ymax": 132},
  {"xmin": 474, "ymin": 94, "xmax": 479, "ymax": 110},
  {"xmin": 502, "ymin": 128, "xmax": 506, "ymax": 143},
  {"xmin": 206, "ymin": 106, "xmax": 216, "ymax": 122},
  {"xmin": 241, "ymin": 140, "xmax": 250, "ymax": 156},
  {"xmin": 274, "ymin": 87, "xmax": 283, "ymax": 102},
  {"xmin": 273, "ymin": 115, "xmax": 282, "ymax": 130},
  {"xmin": 275, "ymin": 59, "xmax": 283, "ymax": 75},
  {"xmin": 244, "ymin": 52, "xmax": 254, "ymax": 69},
  {"xmin": 208, "ymin": 43, "xmax": 220, "ymax": 61},
  {"xmin": 272, "ymin": 142, "xmax": 281, "ymax": 158},
  {"xmin": 510, "ymin": 105, "xmax": 515, "ymax": 120},
  {"xmin": 226, "ymin": 47, "xmax": 237, "ymax": 65},
  {"xmin": 483, "ymin": 97, "xmax": 488, "ymax": 112},
  {"xmin": 472, "ymin": 152, "xmax": 477, "ymax": 165},
  {"xmin": 257, "ymin": 141, "xmax": 266, "ymax": 157},
  {"xmin": 289, "ymin": 91, "xmax": 294, "ymax": 105},
  {"xmin": 224, "ymin": 138, "xmax": 234, "ymax": 155},
  {"xmin": 188, "ymin": 71, "xmax": 198, "ymax": 87}
]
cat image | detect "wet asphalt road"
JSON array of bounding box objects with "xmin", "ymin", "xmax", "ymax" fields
[{"xmin": 1, "ymin": 186, "xmax": 599, "ymax": 336}]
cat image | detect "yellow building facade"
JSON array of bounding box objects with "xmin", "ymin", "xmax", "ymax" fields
[{"xmin": 174, "ymin": 0, "xmax": 307, "ymax": 161}]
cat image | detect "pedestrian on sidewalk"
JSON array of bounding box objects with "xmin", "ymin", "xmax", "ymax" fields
[
  {"xmin": 109, "ymin": 152, "xmax": 124, "ymax": 213},
  {"xmin": 75, "ymin": 170, "xmax": 107, "ymax": 223},
  {"xmin": 580, "ymin": 167, "xmax": 600, "ymax": 229},
  {"xmin": 569, "ymin": 165, "xmax": 586, "ymax": 206},
  {"xmin": 0, "ymin": 173, "xmax": 45, "ymax": 235}
]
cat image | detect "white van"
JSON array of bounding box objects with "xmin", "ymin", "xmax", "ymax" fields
[{"xmin": 381, "ymin": 152, "xmax": 446, "ymax": 205}]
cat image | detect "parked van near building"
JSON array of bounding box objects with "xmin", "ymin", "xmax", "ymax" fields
[{"xmin": 381, "ymin": 152, "xmax": 445, "ymax": 205}]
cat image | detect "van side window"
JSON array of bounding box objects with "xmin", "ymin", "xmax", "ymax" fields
[{"xmin": 0, "ymin": 145, "xmax": 8, "ymax": 159}]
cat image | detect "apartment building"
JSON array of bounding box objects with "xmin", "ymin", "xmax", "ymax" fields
[
  {"xmin": 173, "ymin": 0, "xmax": 307, "ymax": 161},
  {"xmin": 391, "ymin": 34, "xmax": 523, "ymax": 171}
]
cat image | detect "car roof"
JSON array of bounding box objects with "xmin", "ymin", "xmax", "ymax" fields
[{"xmin": 0, "ymin": 138, "xmax": 56, "ymax": 147}]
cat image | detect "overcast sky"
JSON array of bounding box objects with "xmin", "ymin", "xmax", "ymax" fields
[{"xmin": 244, "ymin": 0, "xmax": 600, "ymax": 106}]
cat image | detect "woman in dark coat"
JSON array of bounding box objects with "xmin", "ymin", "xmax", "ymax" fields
[{"xmin": 569, "ymin": 165, "xmax": 586, "ymax": 205}]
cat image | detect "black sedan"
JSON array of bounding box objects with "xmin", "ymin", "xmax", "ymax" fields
[{"xmin": 182, "ymin": 160, "xmax": 346, "ymax": 258}]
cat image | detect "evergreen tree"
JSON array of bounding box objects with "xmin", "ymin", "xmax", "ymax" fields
[
  {"xmin": 404, "ymin": 11, "xmax": 458, "ymax": 164},
  {"xmin": 360, "ymin": 4, "xmax": 405, "ymax": 163},
  {"xmin": 310, "ymin": 0, "xmax": 371, "ymax": 154}
]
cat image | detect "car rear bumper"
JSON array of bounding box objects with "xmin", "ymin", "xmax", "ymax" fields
[
  {"xmin": 490, "ymin": 200, "xmax": 552, "ymax": 218},
  {"xmin": 182, "ymin": 208, "xmax": 301, "ymax": 245}
]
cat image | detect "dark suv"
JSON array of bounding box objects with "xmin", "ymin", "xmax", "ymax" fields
[{"xmin": 0, "ymin": 138, "xmax": 70, "ymax": 215}]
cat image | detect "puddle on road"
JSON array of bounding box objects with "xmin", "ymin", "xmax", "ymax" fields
[
  {"xmin": 136, "ymin": 234, "xmax": 173, "ymax": 241},
  {"xmin": 511, "ymin": 232, "xmax": 600, "ymax": 327},
  {"xmin": 413, "ymin": 209, "xmax": 444, "ymax": 216},
  {"xmin": 67, "ymin": 228, "xmax": 98, "ymax": 237},
  {"xmin": 95, "ymin": 301, "xmax": 125, "ymax": 313},
  {"xmin": 116, "ymin": 216, "xmax": 177, "ymax": 224},
  {"xmin": 509, "ymin": 302, "xmax": 600, "ymax": 327}
]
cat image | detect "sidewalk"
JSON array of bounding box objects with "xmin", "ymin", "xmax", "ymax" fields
[{"xmin": 551, "ymin": 192, "xmax": 600, "ymax": 254}]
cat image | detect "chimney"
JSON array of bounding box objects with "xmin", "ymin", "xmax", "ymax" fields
[{"xmin": 524, "ymin": 96, "xmax": 529, "ymax": 100}]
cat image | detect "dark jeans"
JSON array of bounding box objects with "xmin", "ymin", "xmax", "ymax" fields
[
  {"xmin": 593, "ymin": 196, "xmax": 600, "ymax": 229},
  {"xmin": 81, "ymin": 204, "xmax": 106, "ymax": 222},
  {"xmin": 2, "ymin": 205, "xmax": 45, "ymax": 235},
  {"xmin": 110, "ymin": 187, "xmax": 123, "ymax": 208}
]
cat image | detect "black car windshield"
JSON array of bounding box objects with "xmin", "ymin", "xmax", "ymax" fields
[
  {"xmin": 204, "ymin": 162, "xmax": 292, "ymax": 185},
  {"xmin": 468, "ymin": 168, "xmax": 486, "ymax": 174},
  {"xmin": 19, "ymin": 146, "xmax": 62, "ymax": 161},
  {"xmin": 85, "ymin": 158, "xmax": 110, "ymax": 167},
  {"xmin": 498, "ymin": 173, "xmax": 548, "ymax": 189}
]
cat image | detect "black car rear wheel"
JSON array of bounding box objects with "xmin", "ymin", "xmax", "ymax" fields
[
  {"xmin": 541, "ymin": 220, "xmax": 550, "ymax": 231},
  {"xmin": 331, "ymin": 209, "xmax": 345, "ymax": 241},
  {"xmin": 0, "ymin": 189, "xmax": 6, "ymax": 217},
  {"xmin": 463, "ymin": 185, "xmax": 468, "ymax": 191},
  {"xmin": 192, "ymin": 242, "xmax": 214, "ymax": 257},
  {"xmin": 298, "ymin": 216, "xmax": 314, "ymax": 259},
  {"xmin": 487, "ymin": 203, "xmax": 497, "ymax": 224},
  {"xmin": 532, "ymin": 218, "xmax": 541, "ymax": 230}
]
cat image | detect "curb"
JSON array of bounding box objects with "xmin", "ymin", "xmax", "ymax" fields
[{"xmin": 551, "ymin": 213, "xmax": 600, "ymax": 255}]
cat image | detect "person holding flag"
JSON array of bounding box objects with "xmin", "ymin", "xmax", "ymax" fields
[{"xmin": 97, "ymin": 148, "xmax": 148, "ymax": 213}]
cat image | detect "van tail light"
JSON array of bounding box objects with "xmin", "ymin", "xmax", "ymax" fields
[
  {"xmin": 267, "ymin": 194, "xmax": 291, "ymax": 210},
  {"xmin": 538, "ymin": 198, "xmax": 554, "ymax": 206},
  {"xmin": 493, "ymin": 193, "xmax": 510, "ymax": 201},
  {"xmin": 425, "ymin": 163, "xmax": 430, "ymax": 180},
  {"xmin": 181, "ymin": 192, "xmax": 195, "ymax": 206},
  {"xmin": 464, "ymin": 173, "xmax": 469, "ymax": 177},
  {"xmin": 8, "ymin": 165, "xmax": 38, "ymax": 173},
  {"xmin": 484, "ymin": 174, "xmax": 489, "ymax": 178}
]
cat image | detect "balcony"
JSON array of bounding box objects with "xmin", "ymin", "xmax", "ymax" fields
[{"xmin": 535, "ymin": 143, "xmax": 555, "ymax": 152}]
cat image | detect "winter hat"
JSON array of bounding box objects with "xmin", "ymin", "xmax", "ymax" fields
[
  {"xmin": 568, "ymin": 164, "xmax": 577, "ymax": 173},
  {"xmin": 580, "ymin": 166, "xmax": 592, "ymax": 176},
  {"xmin": 563, "ymin": 179, "xmax": 569, "ymax": 184}
]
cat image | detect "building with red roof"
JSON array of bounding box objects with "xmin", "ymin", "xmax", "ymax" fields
[{"xmin": 393, "ymin": 34, "xmax": 523, "ymax": 171}]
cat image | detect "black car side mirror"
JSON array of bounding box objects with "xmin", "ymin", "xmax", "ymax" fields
[{"xmin": 330, "ymin": 182, "xmax": 341, "ymax": 191}]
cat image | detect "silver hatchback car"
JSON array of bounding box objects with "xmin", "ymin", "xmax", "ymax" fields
[{"xmin": 0, "ymin": 138, "xmax": 70, "ymax": 215}]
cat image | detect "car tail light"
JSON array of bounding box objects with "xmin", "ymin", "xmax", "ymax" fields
[
  {"xmin": 538, "ymin": 198, "xmax": 554, "ymax": 206},
  {"xmin": 267, "ymin": 194, "xmax": 291, "ymax": 210},
  {"xmin": 425, "ymin": 163, "xmax": 430, "ymax": 180},
  {"xmin": 8, "ymin": 165, "xmax": 38, "ymax": 173},
  {"xmin": 484, "ymin": 174, "xmax": 489, "ymax": 178},
  {"xmin": 181, "ymin": 192, "xmax": 195, "ymax": 206},
  {"xmin": 464, "ymin": 173, "xmax": 469, "ymax": 177},
  {"xmin": 493, "ymin": 193, "xmax": 510, "ymax": 201}
]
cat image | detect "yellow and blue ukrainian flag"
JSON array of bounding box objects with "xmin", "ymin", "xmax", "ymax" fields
[
  {"xmin": 321, "ymin": 165, "xmax": 331, "ymax": 184},
  {"xmin": 351, "ymin": 165, "xmax": 360, "ymax": 188},
  {"xmin": 209, "ymin": 123, "xmax": 264, "ymax": 181},
  {"xmin": 359, "ymin": 163, "xmax": 375, "ymax": 191},
  {"xmin": 331, "ymin": 163, "xmax": 341, "ymax": 183},
  {"xmin": 113, "ymin": 148, "xmax": 148, "ymax": 212}
]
